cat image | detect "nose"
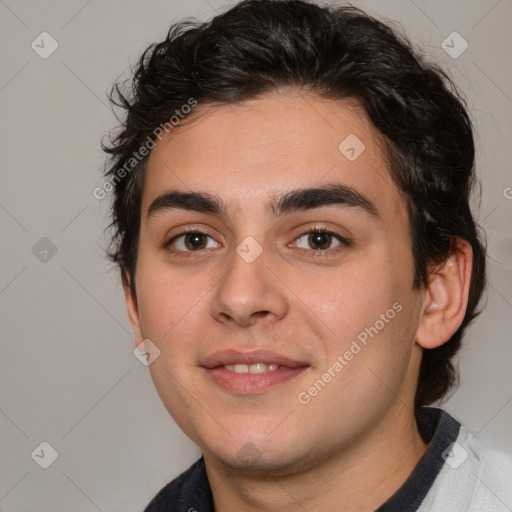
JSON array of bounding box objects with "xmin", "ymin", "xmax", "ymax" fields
[{"xmin": 209, "ymin": 243, "xmax": 289, "ymax": 327}]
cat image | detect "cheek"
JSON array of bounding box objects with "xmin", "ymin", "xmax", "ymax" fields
[
  {"xmin": 301, "ymin": 300, "xmax": 417, "ymax": 427},
  {"xmin": 299, "ymin": 251, "xmax": 417, "ymax": 374},
  {"xmin": 134, "ymin": 267, "xmax": 204, "ymax": 357},
  {"xmin": 291, "ymin": 258, "xmax": 397, "ymax": 340}
]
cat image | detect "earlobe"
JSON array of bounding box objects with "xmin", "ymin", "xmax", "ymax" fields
[
  {"xmin": 122, "ymin": 272, "xmax": 144, "ymax": 347},
  {"xmin": 416, "ymin": 239, "xmax": 473, "ymax": 350}
]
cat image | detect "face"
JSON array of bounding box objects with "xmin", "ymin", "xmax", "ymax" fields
[{"xmin": 126, "ymin": 90, "xmax": 426, "ymax": 474}]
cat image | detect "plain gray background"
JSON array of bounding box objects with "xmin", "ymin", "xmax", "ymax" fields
[{"xmin": 1, "ymin": 0, "xmax": 511, "ymax": 510}]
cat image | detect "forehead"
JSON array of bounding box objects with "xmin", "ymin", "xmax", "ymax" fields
[{"xmin": 142, "ymin": 90, "xmax": 403, "ymax": 221}]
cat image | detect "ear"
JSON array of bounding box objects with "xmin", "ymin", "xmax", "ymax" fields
[
  {"xmin": 122, "ymin": 271, "xmax": 144, "ymax": 348},
  {"xmin": 415, "ymin": 238, "xmax": 473, "ymax": 349}
]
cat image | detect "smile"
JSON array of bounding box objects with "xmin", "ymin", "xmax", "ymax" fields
[{"xmin": 200, "ymin": 349, "xmax": 310, "ymax": 394}]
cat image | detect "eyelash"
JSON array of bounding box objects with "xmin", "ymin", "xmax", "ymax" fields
[{"xmin": 163, "ymin": 227, "xmax": 351, "ymax": 258}]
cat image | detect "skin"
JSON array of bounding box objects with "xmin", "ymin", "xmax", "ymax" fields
[{"xmin": 124, "ymin": 89, "xmax": 473, "ymax": 511}]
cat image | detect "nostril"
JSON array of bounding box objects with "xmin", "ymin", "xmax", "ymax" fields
[{"xmin": 252, "ymin": 311, "xmax": 270, "ymax": 317}]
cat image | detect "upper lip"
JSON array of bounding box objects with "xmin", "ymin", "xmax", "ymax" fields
[{"xmin": 200, "ymin": 349, "xmax": 310, "ymax": 369}]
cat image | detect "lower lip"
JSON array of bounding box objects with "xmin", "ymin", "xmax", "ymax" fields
[{"xmin": 203, "ymin": 366, "xmax": 308, "ymax": 394}]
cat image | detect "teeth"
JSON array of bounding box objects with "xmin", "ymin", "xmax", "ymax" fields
[
  {"xmin": 226, "ymin": 364, "xmax": 249, "ymax": 373},
  {"xmin": 224, "ymin": 363, "xmax": 279, "ymax": 373},
  {"xmin": 249, "ymin": 363, "xmax": 278, "ymax": 373}
]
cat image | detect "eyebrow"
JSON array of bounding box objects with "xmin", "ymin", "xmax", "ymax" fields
[{"xmin": 146, "ymin": 183, "xmax": 380, "ymax": 222}]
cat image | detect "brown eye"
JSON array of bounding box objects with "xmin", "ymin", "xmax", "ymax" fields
[
  {"xmin": 166, "ymin": 231, "xmax": 219, "ymax": 253},
  {"xmin": 307, "ymin": 232, "xmax": 333, "ymax": 250},
  {"xmin": 295, "ymin": 230, "xmax": 344, "ymax": 251},
  {"xmin": 184, "ymin": 233, "xmax": 208, "ymax": 250}
]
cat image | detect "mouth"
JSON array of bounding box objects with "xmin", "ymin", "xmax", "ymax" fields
[{"xmin": 200, "ymin": 349, "xmax": 310, "ymax": 394}]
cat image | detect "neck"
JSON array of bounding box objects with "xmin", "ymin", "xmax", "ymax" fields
[{"xmin": 204, "ymin": 405, "xmax": 427, "ymax": 512}]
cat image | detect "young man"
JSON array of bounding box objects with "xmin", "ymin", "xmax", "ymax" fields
[{"xmin": 102, "ymin": 1, "xmax": 512, "ymax": 510}]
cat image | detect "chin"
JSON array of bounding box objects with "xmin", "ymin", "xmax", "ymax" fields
[{"xmin": 204, "ymin": 436, "xmax": 315, "ymax": 477}]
